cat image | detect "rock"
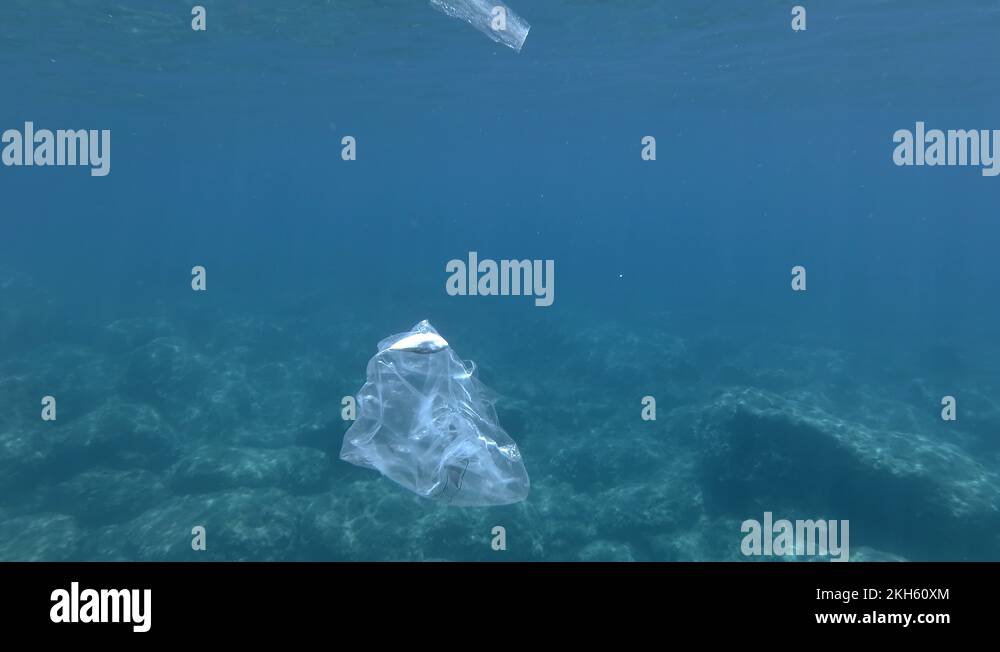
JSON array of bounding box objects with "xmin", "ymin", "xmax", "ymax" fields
[
  {"xmin": 167, "ymin": 445, "xmax": 330, "ymax": 495},
  {"xmin": 595, "ymin": 474, "xmax": 702, "ymax": 539},
  {"xmin": 43, "ymin": 397, "xmax": 177, "ymax": 475},
  {"xmin": 297, "ymin": 491, "xmax": 351, "ymax": 559},
  {"xmin": 0, "ymin": 423, "xmax": 50, "ymax": 500},
  {"xmin": 291, "ymin": 420, "xmax": 345, "ymax": 454},
  {"xmin": 651, "ymin": 517, "xmax": 748, "ymax": 562},
  {"xmin": 89, "ymin": 489, "xmax": 302, "ymax": 561},
  {"xmin": 578, "ymin": 540, "xmax": 636, "ymax": 561},
  {"xmin": 560, "ymin": 323, "xmax": 696, "ymax": 392},
  {"xmin": 121, "ymin": 337, "xmax": 208, "ymax": 409},
  {"xmin": 505, "ymin": 479, "xmax": 593, "ymax": 560},
  {"xmin": 47, "ymin": 468, "xmax": 168, "ymax": 526},
  {"xmin": 548, "ymin": 425, "xmax": 670, "ymax": 493},
  {"xmin": 0, "ymin": 513, "xmax": 81, "ymax": 561},
  {"xmin": 695, "ymin": 388, "xmax": 1000, "ymax": 559},
  {"xmin": 299, "ymin": 479, "xmax": 547, "ymax": 561},
  {"xmin": 849, "ymin": 546, "xmax": 908, "ymax": 562},
  {"xmin": 102, "ymin": 316, "xmax": 179, "ymax": 353}
]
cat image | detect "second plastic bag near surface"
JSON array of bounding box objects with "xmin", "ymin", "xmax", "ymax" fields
[
  {"xmin": 340, "ymin": 320, "xmax": 530, "ymax": 506},
  {"xmin": 429, "ymin": 0, "xmax": 530, "ymax": 52}
]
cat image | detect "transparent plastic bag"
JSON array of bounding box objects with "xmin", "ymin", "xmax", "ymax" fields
[
  {"xmin": 429, "ymin": 0, "xmax": 530, "ymax": 53},
  {"xmin": 340, "ymin": 320, "xmax": 530, "ymax": 506}
]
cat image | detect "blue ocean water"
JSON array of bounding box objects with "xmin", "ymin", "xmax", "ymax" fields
[{"xmin": 1, "ymin": 0, "xmax": 999, "ymax": 560}]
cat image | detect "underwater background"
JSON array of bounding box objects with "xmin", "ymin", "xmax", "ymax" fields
[{"xmin": 2, "ymin": 0, "xmax": 1000, "ymax": 561}]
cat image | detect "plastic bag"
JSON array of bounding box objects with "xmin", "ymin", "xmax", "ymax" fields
[
  {"xmin": 340, "ymin": 320, "xmax": 530, "ymax": 506},
  {"xmin": 429, "ymin": 0, "xmax": 530, "ymax": 53}
]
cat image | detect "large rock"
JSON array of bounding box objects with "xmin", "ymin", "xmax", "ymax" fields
[{"xmin": 695, "ymin": 388, "xmax": 1000, "ymax": 559}]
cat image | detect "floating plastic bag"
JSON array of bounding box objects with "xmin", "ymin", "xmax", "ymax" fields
[
  {"xmin": 429, "ymin": 0, "xmax": 530, "ymax": 53},
  {"xmin": 340, "ymin": 320, "xmax": 530, "ymax": 506}
]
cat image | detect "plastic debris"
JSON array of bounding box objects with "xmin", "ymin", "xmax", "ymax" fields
[
  {"xmin": 340, "ymin": 320, "xmax": 530, "ymax": 506},
  {"xmin": 429, "ymin": 0, "xmax": 530, "ymax": 52}
]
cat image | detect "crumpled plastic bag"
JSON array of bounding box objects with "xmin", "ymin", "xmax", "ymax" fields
[{"xmin": 340, "ymin": 320, "xmax": 530, "ymax": 506}]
